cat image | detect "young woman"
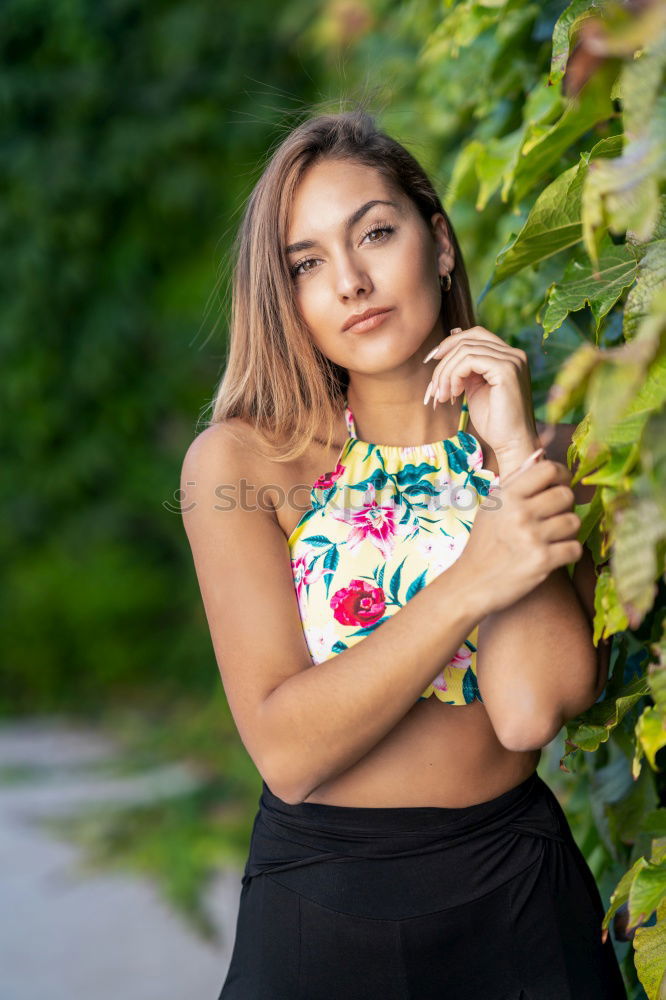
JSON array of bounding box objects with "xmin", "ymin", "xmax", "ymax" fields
[{"xmin": 181, "ymin": 110, "xmax": 627, "ymax": 999}]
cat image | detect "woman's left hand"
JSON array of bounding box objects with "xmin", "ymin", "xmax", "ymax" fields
[{"xmin": 423, "ymin": 325, "xmax": 541, "ymax": 468}]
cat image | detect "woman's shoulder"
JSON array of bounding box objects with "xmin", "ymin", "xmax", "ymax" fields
[
  {"xmin": 180, "ymin": 417, "xmax": 280, "ymax": 517},
  {"xmin": 182, "ymin": 416, "xmax": 263, "ymax": 479},
  {"xmin": 180, "ymin": 415, "xmax": 336, "ymax": 527}
]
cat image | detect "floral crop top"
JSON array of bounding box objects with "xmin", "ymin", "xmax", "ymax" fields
[{"xmin": 288, "ymin": 393, "xmax": 500, "ymax": 706}]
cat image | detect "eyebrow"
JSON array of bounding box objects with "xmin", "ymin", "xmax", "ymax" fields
[{"xmin": 285, "ymin": 199, "xmax": 400, "ymax": 255}]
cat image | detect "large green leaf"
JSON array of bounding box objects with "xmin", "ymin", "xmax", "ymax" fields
[
  {"xmin": 540, "ymin": 236, "xmax": 638, "ymax": 339},
  {"xmin": 633, "ymin": 896, "xmax": 666, "ymax": 1000},
  {"xmin": 487, "ymin": 135, "xmax": 622, "ymax": 289},
  {"xmin": 603, "ymin": 854, "xmax": 649, "ymax": 931},
  {"xmin": 511, "ymin": 60, "xmax": 619, "ymax": 203}
]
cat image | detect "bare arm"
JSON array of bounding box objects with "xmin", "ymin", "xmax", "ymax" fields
[
  {"xmin": 181, "ymin": 422, "xmax": 489, "ymax": 805},
  {"xmin": 477, "ymin": 425, "xmax": 608, "ymax": 751},
  {"xmin": 181, "ymin": 423, "xmax": 581, "ymax": 806},
  {"xmin": 259, "ymin": 555, "xmax": 487, "ymax": 803},
  {"xmin": 477, "ymin": 567, "xmax": 599, "ymax": 751}
]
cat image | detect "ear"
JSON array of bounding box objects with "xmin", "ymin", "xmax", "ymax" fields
[{"xmin": 430, "ymin": 212, "xmax": 455, "ymax": 275}]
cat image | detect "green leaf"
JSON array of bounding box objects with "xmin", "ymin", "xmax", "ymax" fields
[
  {"xmin": 487, "ymin": 135, "xmax": 623, "ymax": 290},
  {"xmin": 606, "ymin": 755, "xmax": 660, "ymax": 845},
  {"xmin": 603, "ymin": 855, "xmax": 649, "ymax": 930},
  {"xmin": 618, "ymin": 26, "xmax": 666, "ymax": 149},
  {"xmin": 549, "ymin": 0, "xmax": 607, "ymax": 86},
  {"xmin": 462, "ymin": 666, "xmax": 481, "ymax": 704},
  {"xmin": 475, "ymin": 129, "xmax": 525, "ymax": 209},
  {"xmin": 541, "ymin": 238, "xmax": 638, "ymax": 339},
  {"xmin": 612, "ymin": 496, "xmax": 666, "ymax": 628},
  {"xmin": 443, "ymin": 438, "xmax": 469, "ymax": 474},
  {"xmin": 641, "ymin": 810, "xmax": 666, "ymax": 838},
  {"xmin": 406, "ymin": 570, "xmax": 427, "ymax": 601},
  {"xmin": 491, "ymin": 159, "xmax": 588, "ymax": 286},
  {"xmin": 635, "ymin": 706, "xmax": 666, "ymax": 772},
  {"xmin": 561, "ymin": 674, "xmax": 649, "ymax": 768},
  {"xmin": 582, "ymin": 94, "xmax": 666, "ymax": 265},
  {"xmin": 633, "ymin": 896, "xmax": 666, "ymax": 1000},
  {"xmin": 624, "ymin": 240, "xmax": 666, "ymax": 342},
  {"xmin": 447, "ymin": 139, "xmax": 485, "ymax": 205},
  {"xmin": 578, "ymin": 443, "xmax": 639, "ymax": 489},
  {"xmin": 546, "ymin": 342, "xmax": 600, "ymax": 424},
  {"xmin": 648, "ymin": 657, "xmax": 666, "ymax": 715},
  {"xmin": 512, "ymin": 60, "xmax": 619, "ymax": 203},
  {"xmin": 593, "ymin": 565, "xmax": 629, "ymax": 643},
  {"xmin": 389, "ymin": 555, "xmax": 407, "ymax": 603}
]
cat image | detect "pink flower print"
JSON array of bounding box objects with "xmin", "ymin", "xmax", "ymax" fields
[
  {"xmin": 429, "ymin": 644, "xmax": 471, "ymax": 693},
  {"xmin": 313, "ymin": 462, "xmax": 346, "ymax": 491},
  {"xmin": 330, "ymin": 483, "xmax": 402, "ymax": 560},
  {"xmin": 291, "ymin": 552, "xmax": 335, "ymax": 608},
  {"xmin": 431, "ymin": 669, "xmax": 448, "ymax": 693},
  {"xmin": 469, "ymin": 444, "xmax": 485, "ymax": 472},
  {"xmin": 330, "ymin": 579, "xmax": 386, "ymax": 627},
  {"xmin": 449, "ymin": 644, "xmax": 472, "ymax": 670}
]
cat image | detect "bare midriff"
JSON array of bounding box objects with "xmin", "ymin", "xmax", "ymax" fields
[{"xmin": 261, "ymin": 415, "xmax": 542, "ymax": 809}]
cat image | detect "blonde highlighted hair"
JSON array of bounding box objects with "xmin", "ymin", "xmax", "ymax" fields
[{"xmin": 206, "ymin": 107, "xmax": 477, "ymax": 462}]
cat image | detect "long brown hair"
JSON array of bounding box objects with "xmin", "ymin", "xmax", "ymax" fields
[{"xmin": 206, "ymin": 108, "xmax": 477, "ymax": 462}]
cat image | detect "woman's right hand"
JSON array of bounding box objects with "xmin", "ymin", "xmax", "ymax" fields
[{"xmin": 460, "ymin": 458, "xmax": 583, "ymax": 615}]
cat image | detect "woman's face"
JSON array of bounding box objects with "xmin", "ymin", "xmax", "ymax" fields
[{"xmin": 285, "ymin": 158, "xmax": 454, "ymax": 375}]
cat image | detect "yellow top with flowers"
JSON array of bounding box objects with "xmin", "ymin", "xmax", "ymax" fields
[{"xmin": 288, "ymin": 393, "xmax": 500, "ymax": 706}]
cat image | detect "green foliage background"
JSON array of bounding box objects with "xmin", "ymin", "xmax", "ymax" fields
[{"xmin": 2, "ymin": 0, "xmax": 665, "ymax": 996}]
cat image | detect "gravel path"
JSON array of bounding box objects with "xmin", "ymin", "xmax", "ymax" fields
[{"xmin": 0, "ymin": 718, "xmax": 242, "ymax": 1000}]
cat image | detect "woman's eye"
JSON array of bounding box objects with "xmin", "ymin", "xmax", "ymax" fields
[{"xmin": 290, "ymin": 224, "xmax": 395, "ymax": 279}]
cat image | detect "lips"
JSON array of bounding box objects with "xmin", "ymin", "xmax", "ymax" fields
[{"xmin": 342, "ymin": 307, "xmax": 393, "ymax": 332}]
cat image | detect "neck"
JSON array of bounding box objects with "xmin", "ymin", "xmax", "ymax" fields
[{"xmin": 346, "ymin": 391, "xmax": 464, "ymax": 447}]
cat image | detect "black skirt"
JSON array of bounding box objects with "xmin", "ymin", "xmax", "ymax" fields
[{"xmin": 218, "ymin": 770, "xmax": 627, "ymax": 999}]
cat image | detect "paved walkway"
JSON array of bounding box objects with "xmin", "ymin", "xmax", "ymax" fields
[{"xmin": 0, "ymin": 718, "xmax": 242, "ymax": 1000}]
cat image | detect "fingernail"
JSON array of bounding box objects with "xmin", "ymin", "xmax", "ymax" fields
[
  {"xmin": 502, "ymin": 447, "xmax": 545, "ymax": 486},
  {"xmin": 423, "ymin": 381, "xmax": 433, "ymax": 405},
  {"xmin": 521, "ymin": 446, "xmax": 545, "ymax": 468},
  {"xmin": 423, "ymin": 347, "xmax": 439, "ymax": 363},
  {"xmin": 450, "ymin": 327, "xmax": 462, "ymax": 335},
  {"xmin": 512, "ymin": 447, "xmax": 545, "ymax": 477}
]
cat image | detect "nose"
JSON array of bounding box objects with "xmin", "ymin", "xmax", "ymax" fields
[{"xmin": 334, "ymin": 253, "xmax": 373, "ymax": 300}]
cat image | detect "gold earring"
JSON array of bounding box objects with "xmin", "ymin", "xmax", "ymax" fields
[{"xmin": 439, "ymin": 272, "xmax": 451, "ymax": 292}]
